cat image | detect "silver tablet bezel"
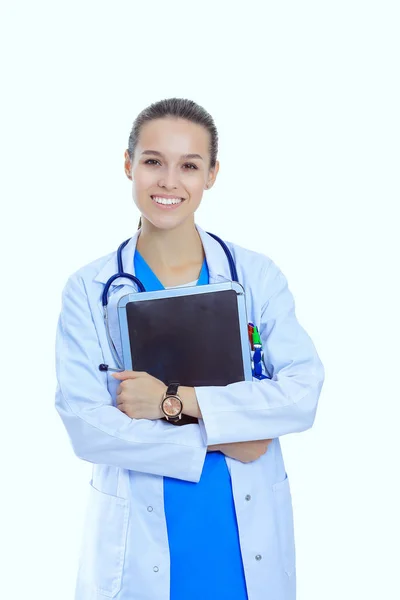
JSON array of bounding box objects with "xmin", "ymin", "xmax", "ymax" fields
[{"xmin": 117, "ymin": 281, "xmax": 253, "ymax": 381}]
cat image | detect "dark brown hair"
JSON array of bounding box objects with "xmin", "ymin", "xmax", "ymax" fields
[{"xmin": 127, "ymin": 98, "xmax": 219, "ymax": 229}]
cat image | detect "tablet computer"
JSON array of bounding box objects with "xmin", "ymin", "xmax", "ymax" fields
[{"xmin": 117, "ymin": 282, "xmax": 252, "ymax": 424}]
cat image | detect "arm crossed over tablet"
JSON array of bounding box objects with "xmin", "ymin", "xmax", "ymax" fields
[
  {"xmin": 104, "ymin": 260, "xmax": 324, "ymax": 461},
  {"xmin": 109, "ymin": 372, "xmax": 272, "ymax": 464},
  {"xmin": 55, "ymin": 274, "xmax": 208, "ymax": 483},
  {"xmin": 55, "ymin": 262, "xmax": 324, "ymax": 482}
]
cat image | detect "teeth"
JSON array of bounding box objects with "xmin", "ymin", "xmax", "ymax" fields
[{"xmin": 152, "ymin": 196, "xmax": 183, "ymax": 205}]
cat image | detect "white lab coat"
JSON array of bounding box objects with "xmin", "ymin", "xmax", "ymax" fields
[{"xmin": 55, "ymin": 224, "xmax": 325, "ymax": 600}]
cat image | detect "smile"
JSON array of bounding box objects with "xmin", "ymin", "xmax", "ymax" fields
[{"xmin": 151, "ymin": 195, "xmax": 184, "ymax": 208}]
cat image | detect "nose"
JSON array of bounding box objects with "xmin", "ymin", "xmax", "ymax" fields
[{"xmin": 158, "ymin": 166, "xmax": 181, "ymax": 190}]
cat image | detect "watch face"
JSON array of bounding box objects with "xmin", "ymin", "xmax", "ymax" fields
[{"xmin": 163, "ymin": 396, "xmax": 182, "ymax": 417}]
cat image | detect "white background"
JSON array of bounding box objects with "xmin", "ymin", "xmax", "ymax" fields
[{"xmin": 0, "ymin": 1, "xmax": 399, "ymax": 598}]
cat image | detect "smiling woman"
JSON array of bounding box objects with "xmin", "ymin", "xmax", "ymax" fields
[
  {"xmin": 122, "ymin": 99, "xmax": 221, "ymax": 286},
  {"xmin": 54, "ymin": 97, "xmax": 325, "ymax": 600},
  {"xmin": 126, "ymin": 98, "xmax": 217, "ymax": 235}
]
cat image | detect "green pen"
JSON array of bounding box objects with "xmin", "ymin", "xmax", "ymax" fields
[{"xmin": 252, "ymin": 326, "xmax": 262, "ymax": 347}]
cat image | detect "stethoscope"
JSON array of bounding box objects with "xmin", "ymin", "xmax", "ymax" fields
[{"xmin": 98, "ymin": 232, "xmax": 266, "ymax": 380}]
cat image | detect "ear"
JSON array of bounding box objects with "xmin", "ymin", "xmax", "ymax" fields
[
  {"xmin": 205, "ymin": 159, "xmax": 220, "ymax": 190},
  {"xmin": 124, "ymin": 150, "xmax": 133, "ymax": 180}
]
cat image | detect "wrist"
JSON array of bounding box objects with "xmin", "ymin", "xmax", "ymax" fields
[
  {"xmin": 160, "ymin": 383, "xmax": 183, "ymax": 422},
  {"xmin": 178, "ymin": 386, "xmax": 202, "ymax": 419},
  {"xmin": 158, "ymin": 384, "xmax": 168, "ymax": 418}
]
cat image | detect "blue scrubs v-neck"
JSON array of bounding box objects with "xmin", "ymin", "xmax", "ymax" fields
[{"xmin": 133, "ymin": 249, "xmax": 248, "ymax": 600}]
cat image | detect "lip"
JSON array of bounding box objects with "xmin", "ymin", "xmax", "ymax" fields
[
  {"xmin": 151, "ymin": 194, "xmax": 185, "ymax": 200},
  {"xmin": 150, "ymin": 195, "xmax": 185, "ymax": 210}
]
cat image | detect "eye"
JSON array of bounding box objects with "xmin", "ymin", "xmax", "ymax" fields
[{"xmin": 144, "ymin": 159, "xmax": 198, "ymax": 170}]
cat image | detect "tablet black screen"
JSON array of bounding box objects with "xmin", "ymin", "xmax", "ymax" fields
[{"xmin": 126, "ymin": 289, "xmax": 245, "ymax": 426}]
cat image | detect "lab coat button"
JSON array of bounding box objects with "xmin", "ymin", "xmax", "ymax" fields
[
  {"xmin": 255, "ymin": 554, "xmax": 262, "ymax": 561},
  {"xmin": 153, "ymin": 566, "xmax": 159, "ymax": 573},
  {"xmin": 245, "ymin": 494, "xmax": 251, "ymax": 501},
  {"xmin": 147, "ymin": 506, "xmax": 153, "ymax": 512}
]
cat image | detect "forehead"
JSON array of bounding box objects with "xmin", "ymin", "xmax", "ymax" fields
[{"xmin": 137, "ymin": 117, "xmax": 210, "ymax": 157}]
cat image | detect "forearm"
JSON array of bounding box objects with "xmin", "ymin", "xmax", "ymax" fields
[
  {"xmin": 56, "ymin": 385, "xmax": 208, "ymax": 481},
  {"xmin": 180, "ymin": 386, "xmax": 202, "ymax": 419},
  {"xmin": 193, "ymin": 259, "xmax": 325, "ymax": 446}
]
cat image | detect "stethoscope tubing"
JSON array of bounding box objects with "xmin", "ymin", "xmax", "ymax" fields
[{"xmin": 100, "ymin": 232, "xmax": 238, "ymax": 372}]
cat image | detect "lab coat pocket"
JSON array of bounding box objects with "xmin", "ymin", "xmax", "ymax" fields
[
  {"xmin": 272, "ymin": 473, "xmax": 296, "ymax": 577},
  {"xmin": 78, "ymin": 480, "xmax": 129, "ymax": 597}
]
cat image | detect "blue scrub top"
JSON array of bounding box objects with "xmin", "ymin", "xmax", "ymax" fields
[{"xmin": 134, "ymin": 249, "xmax": 248, "ymax": 600}]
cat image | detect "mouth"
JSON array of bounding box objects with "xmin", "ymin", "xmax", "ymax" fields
[{"xmin": 150, "ymin": 195, "xmax": 185, "ymax": 209}]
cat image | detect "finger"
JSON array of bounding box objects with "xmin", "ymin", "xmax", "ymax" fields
[
  {"xmin": 111, "ymin": 371, "xmax": 131, "ymax": 380},
  {"xmin": 111, "ymin": 371, "xmax": 147, "ymax": 380}
]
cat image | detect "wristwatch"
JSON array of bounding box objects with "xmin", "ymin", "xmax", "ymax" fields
[{"xmin": 160, "ymin": 383, "xmax": 183, "ymax": 423}]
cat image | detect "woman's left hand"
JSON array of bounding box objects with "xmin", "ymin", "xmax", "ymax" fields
[{"xmin": 111, "ymin": 371, "xmax": 166, "ymax": 420}]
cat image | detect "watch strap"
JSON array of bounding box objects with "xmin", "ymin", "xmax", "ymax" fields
[{"xmin": 166, "ymin": 382, "xmax": 179, "ymax": 396}]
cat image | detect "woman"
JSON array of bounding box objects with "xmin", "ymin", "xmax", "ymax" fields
[{"xmin": 55, "ymin": 97, "xmax": 325, "ymax": 600}]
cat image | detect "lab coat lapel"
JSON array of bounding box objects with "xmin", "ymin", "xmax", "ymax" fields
[
  {"xmin": 93, "ymin": 231, "xmax": 141, "ymax": 289},
  {"xmin": 195, "ymin": 225, "xmax": 233, "ymax": 284}
]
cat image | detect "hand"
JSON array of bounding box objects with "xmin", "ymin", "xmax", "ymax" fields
[
  {"xmin": 209, "ymin": 439, "xmax": 273, "ymax": 463},
  {"xmin": 111, "ymin": 371, "xmax": 166, "ymax": 420}
]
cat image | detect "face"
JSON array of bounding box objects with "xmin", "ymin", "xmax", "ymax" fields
[{"xmin": 124, "ymin": 117, "xmax": 219, "ymax": 231}]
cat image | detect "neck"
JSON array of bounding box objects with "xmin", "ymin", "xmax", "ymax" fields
[{"xmin": 136, "ymin": 218, "xmax": 204, "ymax": 268}]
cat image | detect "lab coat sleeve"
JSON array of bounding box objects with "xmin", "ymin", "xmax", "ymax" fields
[
  {"xmin": 195, "ymin": 260, "xmax": 325, "ymax": 446},
  {"xmin": 55, "ymin": 274, "xmax": 207, "ymax": 483}
]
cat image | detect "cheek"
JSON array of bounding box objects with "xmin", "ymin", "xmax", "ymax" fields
[
  {"xmin": 185, "ymin": 173, "xmax": 206, "ymax": 197},
  {"xmin": 131, "ymin": 170, "xmax": 153, "ymax": 205},
  {"xmin": 134, "ymin": 168, "xmax": 153, "ymax": 190}
]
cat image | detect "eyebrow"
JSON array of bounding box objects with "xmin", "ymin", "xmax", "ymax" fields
[{"xmin": 141, "ymin": 150, "xmax": 204, "ymax": 161}]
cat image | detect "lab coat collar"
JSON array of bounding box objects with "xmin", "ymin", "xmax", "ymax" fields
[
  {"xmin": 93, "ymin": 230, "xmax": 140, "ymax": 288},
  {"xmin": 93, "ymin": 224, "xmax": 232, "ymax": 288}
]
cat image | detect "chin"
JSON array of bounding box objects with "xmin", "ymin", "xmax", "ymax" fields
[{"xmin": 145, "ymin": 212, "xmax": 193, "ymax": 231}]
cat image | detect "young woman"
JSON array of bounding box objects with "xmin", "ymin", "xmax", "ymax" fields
[{"xmin": 55, "ymin": 97, "xmax": 325, "ymax": 600}]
